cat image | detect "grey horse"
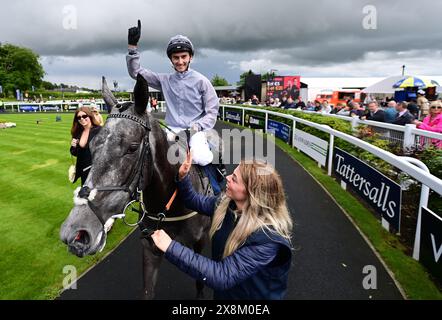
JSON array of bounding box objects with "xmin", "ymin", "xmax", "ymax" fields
[{"xmin": 60, "ymin": 75, "xmax": 212, "ymax": 299}]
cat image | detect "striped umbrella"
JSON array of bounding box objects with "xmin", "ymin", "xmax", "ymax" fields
[{"xmin": 393, "ymin": 76, "xmax": 440, "ymax": 88}]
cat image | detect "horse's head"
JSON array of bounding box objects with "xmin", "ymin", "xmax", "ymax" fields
[{"xmin": 60, "ymin": 74, "xmax": 155, "ymax": 257}]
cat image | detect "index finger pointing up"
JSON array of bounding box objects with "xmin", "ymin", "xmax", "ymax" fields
[
  {"xmin": 138, "ymin": 19, "xmax": 141, "ymax": 30},
  {"xmin": 187, "ymin": 149, "xmax": 193, "ymax": 163}
]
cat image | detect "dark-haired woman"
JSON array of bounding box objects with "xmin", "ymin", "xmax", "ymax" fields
[{"xmin": 70, "ymin": 107, "xmax": 101, "ymax": 185}]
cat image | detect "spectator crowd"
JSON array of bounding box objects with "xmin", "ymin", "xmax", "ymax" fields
[{"xmin": 218, "ymin": 89, "xmax": 441, "ymax": 148}]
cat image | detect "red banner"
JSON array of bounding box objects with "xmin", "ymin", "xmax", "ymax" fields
[{"xmin": 267, "ymin": 76, "xmax": 300, "ymax": 100}]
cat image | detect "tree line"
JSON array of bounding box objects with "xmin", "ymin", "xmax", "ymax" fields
[
  {"xmin": 0, "ymin": 42, "xmax": 265, "ymax": 98},
  {"xmin": 0, "ymin": 43, "xmax": 44, "ymax": 97},
  {"xmin": 0, "ymin": 43, "xmax": 99, "ymax": 99}
]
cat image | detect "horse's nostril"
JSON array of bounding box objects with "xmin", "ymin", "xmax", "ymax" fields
[
  {"xmin": 73, "ymin": 230, "xmax": 91, "ymax": 245},
  {"xmin": 68, "ymin": 230, "xmax": 92, "ymax": 258}
]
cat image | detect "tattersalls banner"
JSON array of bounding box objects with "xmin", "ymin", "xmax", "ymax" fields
[{"xmin": 334, "ymin": 148, "xmax": 402, "ymax": 232}]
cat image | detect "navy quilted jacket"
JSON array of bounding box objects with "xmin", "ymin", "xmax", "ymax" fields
[{"xmin": 164, "ymin": 175, "xmax": 293, "ymax": 300}]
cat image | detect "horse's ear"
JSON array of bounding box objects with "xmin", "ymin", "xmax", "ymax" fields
[
  {"xmin": 134, "ymin": 74, "xmax": 149, "ymax": 115},
  {"xmin": 102, "ymin": 76, "xmax": 118, "ymax": 113}
]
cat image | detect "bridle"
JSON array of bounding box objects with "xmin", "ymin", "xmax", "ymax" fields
[
  {"xmin": 75, "ymin": 106, "xmax": 200, "ymax": 239},
  {"xmin": 76, "ymin": 108, "xmax": 153, "ymax": 228}
]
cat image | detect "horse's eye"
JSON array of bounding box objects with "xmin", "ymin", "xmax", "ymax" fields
[{"xmin": 127, "ymin": 143, "xmax": 139, "ymax": 154}]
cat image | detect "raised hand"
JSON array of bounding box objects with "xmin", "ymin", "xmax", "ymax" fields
[{"xmin": 128, "ymin": 19, "xmax": 141, "ymax": 46}]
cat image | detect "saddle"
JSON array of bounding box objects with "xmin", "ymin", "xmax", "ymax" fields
[
  {"xmin": 166, "ymin": 129, "xmax": 225, "ymax": 196},
  {"xmin": 194, "ymin": 163, "xmax": 225, "ymax": 196}
]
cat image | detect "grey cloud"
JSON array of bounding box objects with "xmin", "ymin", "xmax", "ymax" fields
[
  {"xmin": 1, "ymin": 0, "xmax": 441, "ymax": 85},
  {"xmin": 1, "ymin": 0, "xmax": 442, "ymax": 60}
]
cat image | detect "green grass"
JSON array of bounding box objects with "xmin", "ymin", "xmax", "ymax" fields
[
  {"xmin": 0, "ymin": 113, "xmax": 133, "ymax": 299},
  {"xmin": 222, "ymin": 120, "xmax": 441, "ymax": 299},
  {"xmin": 0, "ymin": 114, "xmax": 440, "ymax": 299}
]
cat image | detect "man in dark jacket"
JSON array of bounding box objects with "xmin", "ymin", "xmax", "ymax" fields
[
  {"xmin": 279, "ymin": 96, "xmax": 288, "ymax": 108},
  {"xmin": 393, "ymin": 101, "xmax": 415, "ymax": 125},
  {"xmin": 284, "ymin": 97, "xmax": 296, "ymax": 109},
  {"xmin": 360, "ymin": 101, "xmax": 385, "ymax": 122},
  {"xmin": 295, "ymin": 97, "xmax": 306, "ymax": 109},
  {"xmin": 251, "ymin": 95, "xmax": 260, "ymax": 105},
  {"xmin": 407, "ymin": 100, "xmax": 420, "ymax": 119}
]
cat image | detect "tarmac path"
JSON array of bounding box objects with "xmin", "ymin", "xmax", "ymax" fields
[{"xmin": 59, "ymin": 114, "xmax": 403, "ymax": 300}]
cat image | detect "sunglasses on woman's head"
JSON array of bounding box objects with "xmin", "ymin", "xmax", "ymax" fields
[{"xmin": 76, "ymin": 114, "xmax": 89, "ymax": 120}]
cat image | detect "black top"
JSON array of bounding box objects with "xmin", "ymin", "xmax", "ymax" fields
[
  {"xmin": 407, "ymin": 102, "xmax": 420, "ymax": 118},
  {"xmin": 350, "ymin": 109, "xmax": 364, "ymax": 117},
  {"xmin": 70, "ymin": 126, "xmax": 101, "ymax": 183},
  {"xmin": 361, "ymin": 109, "xmax": 386, "ymax": 122},
  {"xmin": 295, "ymin": 101, "xmax": 306, "ymax": 109},
  {"xmin": 393, "ymin": 110, "xmax": 415, "ymax": 126}
]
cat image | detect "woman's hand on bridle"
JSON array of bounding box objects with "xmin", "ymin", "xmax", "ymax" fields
[
  {"xmin": 151, "ymin": 229, "xmax": 172, "ymax": 252},
  {"xmin": 178, "ymin": 150, "xmax": 192, "ymax": 181}
]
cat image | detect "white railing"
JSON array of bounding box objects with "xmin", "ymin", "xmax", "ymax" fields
[
  {"xmin": 2, "ymin": 100, "xmax": 107, "ymax": 112},
  {"xmin": 158, "ymin": 101, "xmax": 167, "ymax": 112},
  {"xmin": 220, "ymin": 104, "xmax": 442, "ymax": 196},
  {"xmin": 2, "ymin": 99, "xmax": 161, "ymax": 114},
  {"xmin": 222, "ymin": 105, "xmax": 442, "ymax": 151},
  {"xmin": 293, "ymin": 108, "xmax": 442, "ymax": 150}
]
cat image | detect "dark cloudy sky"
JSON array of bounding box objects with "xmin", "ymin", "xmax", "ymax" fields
[{"xmin": 1, "ymin": 0, "xmax": 441, "ymax": 90}]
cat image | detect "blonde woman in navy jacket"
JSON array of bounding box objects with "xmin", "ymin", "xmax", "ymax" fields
[{"xmin": 152, "ymin": 154, "xmax": 293, "ymax": 300}]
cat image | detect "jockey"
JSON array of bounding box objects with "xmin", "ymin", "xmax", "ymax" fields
[{"xmin": 126, "ymin": 20, "xmax": 225, "ymax": 177}]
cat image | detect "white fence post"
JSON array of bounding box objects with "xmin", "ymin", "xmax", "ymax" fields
[
  {"xmin": 399, "ymin": 157, "xmax": 431, "ymax": 261},
  {"xmin": 351, "ymin": 116, "xmax": 359, "ymax": 131},
  {"xmin": 292, "ymin": 120, "xmax": 296, "ymax": 148},
  {"xmin": 241, "ymin": 109, "xmax": 245, "ymax": 127},
  {"xmin": 264, "ymin": 112, "xmax": 268, "ymax": 133},
  {"xmin": 403, "ymin": 124, "xmax": 416, "ymax": 150},
  {"xmin": 328, "ymin": 134, "xmax": 334, "ymax": 176}
]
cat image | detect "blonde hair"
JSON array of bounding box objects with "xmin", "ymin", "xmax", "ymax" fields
[
  {"xmin": 430, "ymin": 100, "xmax": 441, "ymax": 108},
  {"xmin": 209, "ymin": 159, "xmax": 293, "ymax": 258}
]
